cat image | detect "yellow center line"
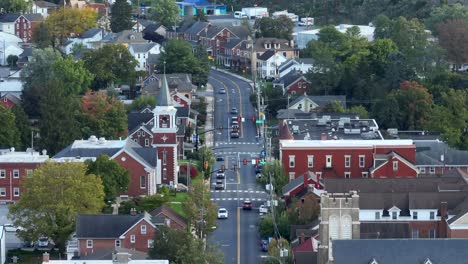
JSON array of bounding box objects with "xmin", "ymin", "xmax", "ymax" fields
[{"xmin": 237, "ymin": 207, "xmax": 241, "ymax": 264}]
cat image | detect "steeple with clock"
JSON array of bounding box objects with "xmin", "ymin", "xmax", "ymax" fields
[{"xmin": 152, "ymin": 71, "xmax": 178, "ymax": 186}]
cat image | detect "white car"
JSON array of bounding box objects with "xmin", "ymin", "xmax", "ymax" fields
[
  {"xmin": 298, "ymin": 21, "xmax": 313, "ymax": 27},
  {"xmin": 218, "ymin": 208, "xmax": 228, "ymax": 219},
  {"xmin": 37, "ymin": 237, "xmax": 49, "ymax": 247},
  {"xmin": 4, "ymin": 224, "xmax": 21, "ymax": 232},
  {"xmin": 259, "ymin": 205, "xmax": 268, "ymax": 214}
]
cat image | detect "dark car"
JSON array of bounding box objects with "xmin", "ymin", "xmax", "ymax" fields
[
  {"xmin": 215, "ymin": 179, "xmax": 225, "ymax": 190},
  {"xmin": 216, "ymin": 169, "xmax": 225, "ymax": 179},
  {"xmin": 242, "ymin": 200, "xmax": 253, "ymax": 210},
  {"xmin": 216, "ymin": 156, "xmax": 224, "ymax": 161},
  {"xmin": 260, "ymin": 239, "xmax": 269, "ymax": 252},
  {"xmin": 255, "ymin": 164, "xmax": 264, "ymax": 174},
  {"xmin": 230, "ymin": 131, "xmax": 239, "ymax": 138},
  {"xmin": 231, "ymin": 107, "xmax": 238, "ymax": 114}
]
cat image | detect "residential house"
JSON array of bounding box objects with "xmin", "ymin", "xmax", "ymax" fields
[
  {"xmin": 278, "ymin": 58, "xmax": 314, "ymax": 78},
  {"xmin": 414, "ymin": 140, "xmax": 468, "ymax": 175},
  {"xmin": 54, "ymin": 137, "xmax": 162, "ymax": 196},
  {"xmin": 199, "ymin": 25, "xmax": 237, "ymax": 58},
  {"xmin": 331, "ymin": 239, "xmax": 468, "ymax": 264},
  {"xmin": 150, "ymin": 205, "xmax": 188, "ymax": 230},
  {"xmin": 0, "ymin": 148, "xmax": 50, "ymax": 203},
  {"xmin": 132, "ymin": 19, "xmax": 154, "ymax": 33},
  {"xmin": 0, "ymin": 13, "xmax": 43, "ymax": 42},
  {"xmin": 256, "ymin": 50, "xmax": 287, "ymax": 80},
  {"xmin": 94, "ymin": 30, "xmax": 147, "ymax": 49},
  {"xmin": 279, "ymin": 139, "xmax": 418, "ymax": 181},
  {"xmin": 250, "ymin": 38, "xmax": 298, "ymax": 74},
  {"xmin": 0, "ymin": 32, "xmax": 24, "ymax": 65},
  {"xmin": 273, "ymin": 70, "xmax": 310, "ymax": 95},
  {"xmin": 85, "ymin": 3, "xmax": 108, "ymax": 17},
  {"xmin": 0, "ymin": 68, "xmax": 23, "ymax": 103},
  {"xmin": 217, "ymin": 38, "xmax": 245, "ymax": 69},
  {"xmin": 72, "ymin": 213, "xmax": 156, "ymax": 258},
  {"xmin": 287, "ymin": 93, "xmax": 346, "ymax": 112},
  {"xmin": 63, "ymin": 28, "xmax": 104, "ymax": 55},
  {"xmin": 0, "ymin": 93, "xmax": 21, "ymax": 108},
  {"xmin": 141, "ymin": 73, "xmax": 195, "ymax": 100},
  {"xmin": 68, "ymin": 0, "xmax": 87, "ymax": 9},
  {"xmin": 128, "ymin": 43, "xmax": 161, "ymax": 71},
  {"xmin": 165, "ymin": 19, "xmax": 197, "ymax": 40},
  {"xmin": 296, "ymin": 24, "xmax": 375, "ymax": 49},
  {"xmin": 31, "ymin": 1, "xmax": 58, "ymax": 18},
  {"xmin": 141, "ymin": 23, "xmax": 166, "ymax": 42}
]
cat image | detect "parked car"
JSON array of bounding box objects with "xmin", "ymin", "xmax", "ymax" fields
[
  {"xmin": 218, "ymin": 208, "xmax": 228, "ymax": 219},
  {"xmin": 4, "ymin": 224, "xmax": 22, "ymax": 232},
  {"xmin": 242, "ymin": 200, "xmax": 253, "ymax": 210},
  {"xmin": 219, "ymin": 87, "xmax": 226, "ymax": 94},
  {"xmin": 37, "ymin": 237, "xmax": 49, "ymax": 247},
  {"xmin": 298, "ymin": 21, "xmax": 313, "ymax": 26},
  {"xmin": 215, "ymin": 179, "xmax": 225, "ymax": 190},
  {"xmin": 231, "ymin": 107, "xmax": 238, "ymax": 114},
  {"xmin": 255, "ymin": 164, "xmax": 264, "ymax": 174},
  {"xmin": 260, "ymin": 239, "xmax": 269, "ymax": 252},
  {"xmin": 216, "ymin": 156, "xmax": 224, "ymax": 161},
  {"xmin": 259, "ymin": 205, "xmax": 268, "ymax": 214},
  {"xmin": 216, "ymin": 169, "xmax": 225, "ymax": 178},
  {"xmin": 230, "ymin": 131, "xmax": 239, "ymax": 138}
]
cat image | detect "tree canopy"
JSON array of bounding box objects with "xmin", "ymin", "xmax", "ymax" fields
[
  {"xmin": 31, "ymin": 23, "xmax": 53, "ymax": 49},
  {"xmin": 255, "ymin": 16, "xmax": 294, "ymax": 40},
  {"xmin": 0, "ymin": 104, "xmax": 20, "ymax": 149},
  {"xmin": 9, "ymin": 162, "xmax": 104, "ymax": 253},
  {"xmin": 0, "ymin": 0, "xmax": 28, "ymax": 13},
  {"xmin": 45, "ymin": 7, "xmax": 98, "ymax": 45},
  {"xmin": 110, "ymin": 0, "xmax": 133, "ymax": 32},
  {"xmin": 183, "ymin": 180, "xmax": 217, "ymax": 239},
  {"xmin": 148, "ymin": 0, "xmax": 181, "ymax": 28},
  {"xmin": 436, "ymin": 19, "xmax": 468, "ymax": 67}
]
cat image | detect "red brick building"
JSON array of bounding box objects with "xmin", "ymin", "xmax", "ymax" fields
[
  {"xmin": 74, "ymin": 213, "xmax": 156, "ymax": 257},
  {"xmin": 150, "ymin": 205, "xmax": 188, "ymax": 230},
  {"xmin": 0, "ymin": 148, "xmax": 49, "ymax": 202},
  {"xmin": 199, "ymin": 26, "xmax": 237, "ymax": 58},
  {"xmin": 280, "ymin": 139, "xmax": 418, "ymax": 181},
  {"xmin": 0, "ymin": 13, "xmax": 43, "ymax": 42},
  {"xmin": 273, "ymin": 70, "xmax": 311, "ymax": 95}
]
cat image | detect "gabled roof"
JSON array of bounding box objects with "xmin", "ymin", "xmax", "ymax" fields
[
  {"xmin": 127, "ymin": 112, "xmax": 153, "ymax": 132},
  {"xmin": 254, "ymin": 37, "xmax": 293, "ymax": 51},
  {"xmin": 370, "ymin": 151, "xmax": 419, "ymax": 174},
  {"xmin": 150, "ymin": 205, "xmax": 188, "ymax": 228},
  {"xmin": 102, "ymin": 30, "xmax": 147, "ymax": 44},
  {"xmin": 257, "ymin": 50, "xmax": 275, "ymax": 61},
  {"xmin": 279, "ymin": 120, "xmax": 294, "ymax": 140},
  {"xmin": 33, "ymin": 0, "xmax": 58, "ymax": 8},
  {"xmin": 0, "ymin": 13, "xmax": 21, "ymax": 23},
  {"xmin": 282, "ymin": 171, "xmax": 317, "ymax": 195},
  {"xmin": 23, "ymin": 13, "xmax": 44, "ymax": 22},
  {"xmin": 0, "ymin": 93, "xmax": 21, "ymax": 105},
  {"xmin": 80, "ymin": 28, "xmax": 101, "ymax": 39},
  {"xmin": 332, "ymin": 239, "xmax": 468, "ymax": 264},
  {"xmin": 273, "ymin": 70, "xmax": 308, "ymax": 88},
  {"xmin": 289, "ymin": 94, "xmax": 346, "ymax": 109},
  {"xmin": 415, "ymin": 140, "xmax": 468, "ymax": 166},
  {"xmin": 76, "ymin": 214, "xmax": 145, "ymax": 238},
  {"xmin": 130, "ymin": 42, "xmax": 158, "ymax": 53},
  {"xmin": 142, "ymin": 23, "xmax": 164, "ymax": 34},
  {"xmin": 184, "ymin": 21, "xmax": 209, "ymax": 35},
  {"xmin": 175, "ymin": 106, "xmax": 189, "ymax": 118},
  {"xmin": 226, "ymin": 26, "xmax": 250, "ymax": 39},
  {"xmin": 224, "ymin": 38, "xmax": 243, "ymax": 49}
]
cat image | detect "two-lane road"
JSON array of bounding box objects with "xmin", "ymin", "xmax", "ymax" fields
[{"xmin": 207, "ymin": 69, "xmax": 266, "ymax": 264}]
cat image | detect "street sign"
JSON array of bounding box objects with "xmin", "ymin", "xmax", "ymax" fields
[{"xmin": 255, "ymin": 120, "xmax": 263, "ymax": 124}]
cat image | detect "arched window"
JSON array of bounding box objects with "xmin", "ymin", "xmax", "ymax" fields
[
  {"xmin": 341, "ymin": 214, "xmax": 352, "ymax": 239},
  {"xmin": 329, "ymin": 215, "xmax": 339, "ymax": 240}
]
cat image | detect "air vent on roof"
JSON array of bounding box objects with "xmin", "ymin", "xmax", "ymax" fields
[
  {"xmin": 98, "ymin": 137, "xmax": 107, "ymax": 144},
  {"xmin": 89, "ymin": 135, "xmax": 98, "ymax": 142}
]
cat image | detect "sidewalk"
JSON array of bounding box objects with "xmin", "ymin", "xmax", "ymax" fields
[{"xmin": 204, "ymin": 83, "xmax": 215, "ymax": 148}]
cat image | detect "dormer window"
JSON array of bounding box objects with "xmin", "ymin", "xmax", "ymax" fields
[
  {"xmin": 274, "ymin": 43, "xmax": 279, "ymax": 49},
  {"xmin": 265, "ymin": 43, "xmax": 271, "ymax": 49}
]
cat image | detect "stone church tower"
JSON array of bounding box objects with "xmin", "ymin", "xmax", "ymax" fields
[
  {"xmin": 318, "ymin": 191, "xmax": 360, "ymax": 264},
  {"xmin": 152, "ymin": 73, "xmax": 178, "ymax": 186}
]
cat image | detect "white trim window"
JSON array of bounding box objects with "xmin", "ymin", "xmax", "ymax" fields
[
  {"xmin": 326, "ymin": 155, "xmax": 332, "ymax": 168},
  {"xmin": 148, "ymin": 239, "xmax": 154, "ymax": 248},
  {"xmin": 362, "ymin": 172, "xmax": 369, "ymax": 178},
  {"xmin": 13, "ymin": 169, "xmax": 19, "ymax": 178},
  {"xmin": 375, "ymin": 212, "xmax": 380, "ymax": 220},
  {"xmin": 307, "ymin": 155, "xmax": 314, "ymax": 168},
  {"xmin": 420, "ymin": 167, "xmax": 426, "ymax": 173},
  {"xmin": 359, "ymin": 155, "xmax": 365, "ymax": 168},
  {"xmin": 130, "ymin": 235, "xmax": 136, "ymax": 243},
  {"xmin": 289, "ymin": 172, "xmax": 295, "ymax": 181},
  {"xmin": 430, "ymin": 211, "xmax": 435, "ymax": 220},
  {"xmin": 145, "ymin": 138, "xmax": 150, "ymax": 147},
  {"xmin": 0, "ymin": 187, "xmax": 6, "ymax": 196},
  {"xmin": 86, "ymin": 240, "xmax": 93, "ymax": 248},
  {"xmin": 429, "ymin": 167, "xmax": 435, "ymax": 174},
  {"xmin": 289, "ymin": 155, "xmax": 295, "ymax": 168},
  {"xmin": 413, "ymin": 212, "xmax": 418, "ymax": 220},
  {"xmin": 115, "ymin": 240, "xmax": 121, "ymax": 247},
  {"xmin": 344, "ymin": 172, "xmax": 351, "ymax": 179},
  {"xmin": 344, "ymin": 155, "xmax": 351, "ymax": 168},
  {"xmin": 0, "ymin": 169, "xmax": 5, "ymax": 178},
  {"xmin": 140, "ymin": 175, "xmax": 146, "ymax": 189},
  {"xmin": 393, "ymin": 161, "xmax": 398, "ymax": 171},
  {"xmin": 392, "ymin": 211, "xmax": 397, "ymax": 220},
  {"xmin": 13, "ymin": 188, "xmax": 19, "ymax": 197},
  {"xmin": 141, "ymin": 224, "xmax": 147, "ymax": 234}
]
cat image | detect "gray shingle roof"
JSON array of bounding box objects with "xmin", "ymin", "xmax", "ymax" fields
[
  {"xmin": 289, "ymin": 94, "xmax": 346, "ymax": 109},
  {"xmin": 34, "ymin": 0, "xmax": 58, "ymax": 8},
  {"xmin": 332, "ymin": 239, "xmax": 468, "ymax": 264},
  {"xmin": 273, "ymin": 70, "xmax": 307, "ymax": 88},
  {"xmin": 127, "ymin": 112, "xmax": 153, "ymax": 132},
  {"xmin": 175, "ymin": 106, "xmax": 189, "ymax": 118},
  {"xmin": 80, "ymin": 28, "xmax": 101, "ymax": 39},
  {"xmin": 130, "ymin": 42, "xmax": 157, "ymax": 53},
  {"xmin": 257, "ymin": 50, "xmax": 275, "ymax": 61},
  {"xmin": 23, "ymin": 13, "xmax": 43, "ymax": 22},
  {"xmin": 102, "ymin": 30, "xmax": 147, "ymax": 44},
  {"xmin": 150, "ymin": 205, "xmax": 187, "ymax": 228},
  {"xmin": 226, "ymin": 26, "xmax": 249, "ymax": 39},
  {"xmin": 415, "ymin": 140, "xmax": 468, "ymax": 166},
  {"xmin": 185, "ymin": 21, "xmax": 209, "ymax": 35},
  {"xmin": 132, "ymin": 147, "xmax": 157, "ymax": 167},
  {"xmin": 76, "ymin": 214, "xmax": 144, "ymax": 238},
  {"xmin": 0, "ymin": 13, "xmax": 20, "ymax": 22},
  {"xmin": 224, "ymin": 38, "xmax": 243, "ymax": 49}
]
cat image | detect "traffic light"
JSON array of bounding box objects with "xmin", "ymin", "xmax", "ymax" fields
[
  {"xmin": 237, "ymin": 116, "xmax": 241, "ymax": 122},
  {"xmin": 221, "ymin": 165, "xmax": 225, "ymax": 171},
  {"xmin": 243, "ymin": 159, "xmax": 247, "ymax": 165}
]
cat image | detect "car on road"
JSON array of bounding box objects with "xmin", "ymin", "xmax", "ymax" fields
[
  {"xmin": 255, "ymin": 164, "xmax": 264, "ymax": 174},
  {"xmin": 231, "ymin": 120, "xmax": 239, "ymax": 126},
  {"xmin": 219, "ymin": 87, "xmax": 226, "ymax": 94},
  {"xmin": 215, "ymin": 179, "xmax": 225, "ymax": 190},
  {"xmin": 216, "ymin": 156, "xmax": 224, "ymax": 161},
  {"xmin": 37, "ymin": 237, "xmax": 49, "ymax": 247},
  {"xmin": 230, "ymin": 131, "xmax": 239, "ymax": 138},
  {"xmin": 4, "ymin": 224, "xmax": 23, "ymax": 232},
  {"xmin": 242, "ymin": 200, "xmax": 253, "ymax": 210},
  {"xmin": 298, "ymin": 21, "xmax": 313, "ymax": 26},
  {"xmin": 216, "ymin": 169, "xmax": 225, "ymax": 178},
  {"xmin": 217, "ymin": 208, "xmax": 228, "ymax": 219},
  {"xmin": 260, "ymin": 239, "xmax": 269, "ymax": 252},
  {"xmin": 259, "ymin": 205, "xmax": 268, "ymax": 214},
  {"xmin": 231, "ymin": 107, "xmax": 238, "ymax": 114}
]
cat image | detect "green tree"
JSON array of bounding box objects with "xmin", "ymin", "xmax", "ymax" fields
[
  {"xmin": 11, "ymin": 105, "xmax": 31, "ymax": 150},
  {"xmin": 157, "ymin": 39, "xmax": 208, "ymax": 86},
  {"xmin": 266, "ymin": 238, "xmax": 294, "ymax": 264},
  {"xmin": 119, "ymin": 194, "xmax": 169, "ymax": 214},
  {"xmin": 348, "ymin": 105, "xmax": 369, "ymax": 118},
  {"xmin": 39, "ymin": 80, "xmax": 82, "ymax": 155},
  {"xmin": 149, "ymin": 0, "xmax": 181, "ymax": 28},
  {"xmin": 183, "ymin": 180, "xmax": 217, "ymax": 239},
  {"xmin": 193, "ymin": 44, "xmax": 210, "ymax": 86},
  {"xmin": 0, "ymin": 0, "xmax": 28, "ymax": 13},
  {"xmin": 8, "ymin": 162, "xmax": 105, "ymax": 253},
  {"xmin": 79, "ymin": 91, "xmax": 128, "ymax": 139},
  {"xmin": 110, "ymin": 0, "xmax": 133, "ymax": 32},
  {"xmin": 83, "ymin": 44, "xmax": 138, "ymax": 89},
  {"xmin": 196, "ymin": 146, "xmax": 215, "ymax": 179},
  {"xmin": 85, "ymin": 155, "xmax": 130, "ymax": 202},
  {"xmin": 45, "ymin": 7, "xmax": 98, "ymax": 45},
  {"xmin": 259, "ymin": 160, "xmax": 287, "ymax": 196},
  {"xmin": 0, "ymin": 104, "xmax": 20, "ymax": 149},
  {"xmin": 321, "ymin": 101, "xmax": 346, "ymax": 113},
  {"xmin": 31, "ymin": 22, "xmax": 53, "ymax": 48},
  {"xmin": 255, "ymin": 16, "xmax": 294, "ymax": 40},
  {"xmin": 128, "ymin": 95, "xmax": 157, "ymax": 111},
  {"xmin": 149, "ymin": 226, "xmax": 223, "ymax": 264},
  {"xmin": 425, "ymin": 3, "xmax": 468, "ymax": 32}
]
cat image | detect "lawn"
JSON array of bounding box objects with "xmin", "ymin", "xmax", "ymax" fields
[{"xmin": 166, "ymin": 192, "xmax": 188, "ymax": 218}]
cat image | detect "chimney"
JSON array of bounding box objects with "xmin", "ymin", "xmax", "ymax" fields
[
  {"xmin": 300, "ymin": 232, "xmax": 305, "ymax": 244},
  {"xmin": 321, "ymin": 133, "xmax": 327, "ymax": 140},
  {"xmin": 43, "ymin": 252, "xmax": 50, "ymax": 263},
  {"xmin": 440, "ymin": 202, "xmax": 448, "ymax": 219},
  {"xmin": 130, "ymin": 208, "xmax": 137, "ymax": 216}
]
